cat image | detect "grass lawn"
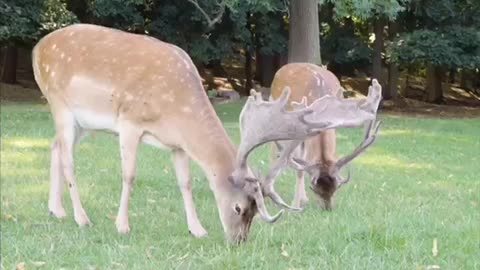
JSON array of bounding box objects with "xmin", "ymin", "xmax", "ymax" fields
[{"xmin": 1, "ymin": 101, "xmax": 479, "ymax": 270}]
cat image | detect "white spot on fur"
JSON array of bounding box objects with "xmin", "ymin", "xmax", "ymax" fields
[
  {"xmin": 67, "ymin": 57, "xmax": 72, "ymax": 62},
  {"xmin": 52, "ymin": 44, "xmax": 57, "ymax": 50},
  {"xmin": 161, "ymin": 93, "xmax": 175, "ymax": 102},
  {"xmin": 181, "ymin": 106, "xmax": 192, "ymax": 113},
  {"xmin": 60, "ymin": 53, "xmax": 65, "ymax": 59},
  {"xmin": 45, "ymin": 65, "xmax": 50, "ymax": 73}
]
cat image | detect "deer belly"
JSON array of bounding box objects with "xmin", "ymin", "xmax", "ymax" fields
[
  {"xmin": 72, "ymin": 108, "xmax": 118, "ymax": 132},
  {"xmin": 67, "ymin": 75, "xmax": 118, "ymax": 132}
]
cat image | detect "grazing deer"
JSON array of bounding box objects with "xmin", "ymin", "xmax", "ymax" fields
[
  {"xmin": 270, "ymin": 63, "xmax": 382, "ymax": 210},
  {"xmin": 32, "ymin": 24, "xmax": 381, "ymax": 243}
]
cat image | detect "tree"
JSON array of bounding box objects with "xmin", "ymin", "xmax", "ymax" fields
[
  {"xmin": 0, "ymin": 0, "xmax": 77, "ymax": 84},
  {"xmin": 329, "ymin": 0, "xmax": 409, "ymax": 99},
  {"xmin": 388, "ymin": 0, "xmax": 480, "ymax": 103},
  {"xmin": 288, "ymin": 0, "xmax": 321, "ymax": 64}
]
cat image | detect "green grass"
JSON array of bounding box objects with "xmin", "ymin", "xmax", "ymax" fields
[{"xmin": 1, "ymin": 101, "xmax": 479, "ymax": 270}]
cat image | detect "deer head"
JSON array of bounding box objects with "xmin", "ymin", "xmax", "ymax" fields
[
  {"xmin": 226, "ymin": 79, "xmax": 382, "ymax": 240},
  {"xmin": 280, "ymin": 79, "xmax": 383, "ymax": 210}
]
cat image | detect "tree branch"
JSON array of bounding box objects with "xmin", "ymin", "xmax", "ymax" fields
[{"xmin": 188, "ymin": 0, "xmax": 226, "ymax": 28}]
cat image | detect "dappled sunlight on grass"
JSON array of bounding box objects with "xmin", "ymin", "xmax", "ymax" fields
[
  {"xmin": 380, "ymin": 129, "xmax": 413, "ymax": 136},
  {"xmin": 356, "ymin": 153, "xmax": 435, "ymax": 171},
  {"xmin": 1, "ymin": 150, "xmax": 46, "ymax": 167},
  {"xmin": 2, "ymin": 137, "xmax": 51, "ymax": 150}
]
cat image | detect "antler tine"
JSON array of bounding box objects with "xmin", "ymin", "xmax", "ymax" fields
[
  {"xmin": 234, "ymin": 87, "xmax": 313, "ymax": 221},
  {"xmin": 235, "ymin": 86, "xmax": 316, "ymax": 177},
  {"xmin": 301, "ymin": 78, "xmax": 383, "ymax": 133},
  {"xmin": 335, "ymin": 120, "xmax": 382, "ymax": 171},
  {"xmin": 336, "ymin": 168, "xmax": 352, "ymax": 188},
  {"xmin": 263, "ymin": 140, "xmax": 304, "ymax": 211}
]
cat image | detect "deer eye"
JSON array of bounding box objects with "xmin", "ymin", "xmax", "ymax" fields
[{"xmin": 234, "ymin": 204, "xmax": 242, "ymax": 215}]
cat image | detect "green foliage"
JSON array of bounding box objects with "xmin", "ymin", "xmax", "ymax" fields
[
  {"xmin": 253, "ymin": 12, "xmax": 288, "ymax": 55},
  {"xmin": 388, "ymin": 0, "xmax": 480, "ymax": 70},
  {"xmin": 0, "ymin": 0, "xmax": 77, "ymax": 46},
  {"xmin": 321, "ymin": 18, "xmax": 372, "ymax": 69},
  {"xmin": 0, "ymin": 0, "xmax": 42, "ymax": 45},
  {"xmin": 90, "ymin": 0, "xmax": 144, "ymax": 30},
  {"xmin": 329, "ymin": 0, "xmax": 409, "ymax": 20}
]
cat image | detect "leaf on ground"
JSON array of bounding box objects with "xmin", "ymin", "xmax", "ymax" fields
[
  {"xmin": 147, "ymin": 199, "xmax": 156, "ymax": 204},
  {"xmin": 426, "ymin": 265, "xmax": 440, "ymax": 270},
  {"xmin": 3, "ymin": 214, "xmax": 14, "ymax": 221},
  {"xmin": 281, "ymin": 244, "xmax": 289, "ymax": 257},
  {"xmin": 146, "ymin": 246, "xmax": 154, "ymax": 259},
  {"xmin": 177, "ymin": 253, "xmax": 189, "ymax": 261},
  {"xmin": 32, "ymin": 261, "xmax": 46, "ymax": 267},
  {"xmin": 16, "ymin": 262, "xmax": 25, "ymax": 270},
  {"xmin": 106, "ymin": 214, "xmax": 116, "ymax": 221},
  {"xmin": 432, "ymin": 238, "xmax": 438, "ymax": 257}
]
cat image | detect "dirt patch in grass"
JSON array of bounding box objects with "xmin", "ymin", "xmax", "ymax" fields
[
  {"xmin": 340, "ymin": 76, "xmax": 480, "ymax": 118},
  {"xmin": 1, "ymin": 81, "xmax": 45, "ymax": 103}
]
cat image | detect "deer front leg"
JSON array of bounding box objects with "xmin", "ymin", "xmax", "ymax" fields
[
  {"xmin": 292, "ymin": 142, "xmax": 309, "ymax": 208},
  {"xmin": 48, "ymin": 138, "xmax": 66, "ymax": 218},
  {"xmin": 116, "ymin": 124, "xmax": 142, "ymax": 234},
  {"xmin": 292, "ymin": 170, "xmax": 309, "ymax": 208},
  {"xmin": 172, "ymin": 150, "xmax": 207, "ymax": 238}
]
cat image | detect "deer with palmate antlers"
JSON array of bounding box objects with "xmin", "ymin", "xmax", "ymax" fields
[
  {"xmin": 32, "ymin": 24, "xmax": 382, "ymax": 244},
  {"xmin": 270, "ymin": 63, "xmax": 382, "ymax": 210}
]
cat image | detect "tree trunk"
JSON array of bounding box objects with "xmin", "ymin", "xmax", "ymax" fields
[
  {"xmin": 259, "ymin": 53, "xmax": 276, "ymax": 87},
  {"xmin": 66, "ymin": 0, "xmax": 89, "ymax": 21},
  {"xmin": 372, "ymin": 17, "xmax": 385, "ymax": 88},
  {"xmin": 426, "ymin": 64, "xmax": 443, "ymax": 103},
  {"xmin": 288, "ymin": 0, "xmax": 321, "ymax": 64},
  {"xmin": 1, "ymin": 46, "xmax": 18, "ymax": 84},
  {"xmin": 448, "ymin": 68, "xmax": 456, "ymax": 84},
  {"xmin": 254, "ymin": 48, "xmax": 263, "ymax": 83},
  {"xmin": 476, "ymin": 70, "xmax": 480, "ymax": 90},
  {"xmin": 460, "ymin": 69, "xmax": 473, "ymax": 90},
  {"xmin": 386, "ymin": 20, "xmax": 399, "ymax": 99},
  {"xmin": 244, "ymin": 46, "xmax": 253, "ymax": 95}
]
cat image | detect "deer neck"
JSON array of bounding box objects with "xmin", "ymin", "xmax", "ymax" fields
[{"xmin": 170, "ymin": 113, "xmax": 239, "ymax": 196}]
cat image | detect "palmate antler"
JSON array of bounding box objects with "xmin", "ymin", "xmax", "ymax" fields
[
  {"xmin": 289, "ymin": 79, "xmax": 383, "ymax": 187},
  {"xmin": 230, "ymin": 79, "xmax": 383, "ymax": 222}
]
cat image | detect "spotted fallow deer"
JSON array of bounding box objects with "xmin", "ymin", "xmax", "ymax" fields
[
  {"xmin": 270, "ymin": 63, "xmax": 382, "ymax": 210},
  {"xmin": 32, "ymin": 23, "xmax": 382, "ymax": 243}
]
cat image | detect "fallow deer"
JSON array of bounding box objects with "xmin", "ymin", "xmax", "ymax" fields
[
  {"xmin": 32, "ymin": 24, "xmax": 382, "ymax": 243},
  {"xmin": 270, "ymin": 63, "xmax": 382, "ymax": 210}
]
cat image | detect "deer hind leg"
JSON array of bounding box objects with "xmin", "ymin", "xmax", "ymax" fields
[
  {"xmin": 49, "ymin": 131, "xmax": 90, "ymax": 219},
  {"xmin": 115, "ymin": 122, "xmax": 143, "ymax": 234},
  {"xmin": 172, "ymin": 149, "xmax": 207, "ymax": 238},
  {"xmin": 48, "ymin": 138, "xmax": 66, "ymax": 218},
  {"xmin": 292, "ymin": 142, "xmax": 309, "ymax": 208},
  {"xmin": 55, "ymin": 112, "xmax": 91, "ymax": 226}
]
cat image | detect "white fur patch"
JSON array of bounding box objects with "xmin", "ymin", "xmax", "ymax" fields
[{"xmin": 72, "ymin": 109, "xmax": 117, "ymax": 131}]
